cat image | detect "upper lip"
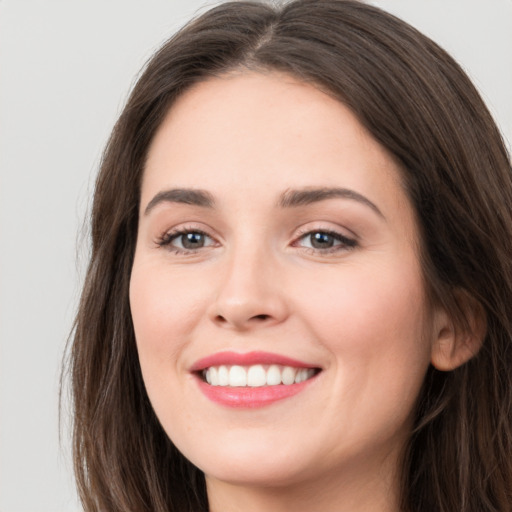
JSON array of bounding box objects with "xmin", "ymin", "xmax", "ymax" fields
[{"xmin": 190, "ymin": 351, "xmax": 320, "ymax": 372}]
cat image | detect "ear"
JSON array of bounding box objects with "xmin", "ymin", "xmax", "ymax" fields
[{"xmin": 430, "ymin": 291, "xmax": 487, "ymax": 371}]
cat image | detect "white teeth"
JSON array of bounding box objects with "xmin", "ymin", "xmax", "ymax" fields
[
  {"xmin": 229, "ymin": 365, "xmax": 247, "ymax": 387},
  {"xmin": 247, "ymin": 365, "xmax": 266, "ymax": 387},
  {"xmin": 266, "ymin": 364, "xmax": 282, "ymax": 386},
  {"xmin": 281, "ymin": 366, "xmax": 296, "ymax": 385},
  {"xmin": 203, "ymin": 364, "xmax": 317, "ymax": 387},
  {"xmin": 295, "ymin": 368, "xmax": 309, "ymax": 383},
  {"xmin": 218, "ymin": 365, "xmax": 229, "ymax": 386},
  {"xmin": 208, "ymin": 366, "xmax": 218, "ymax": 385}
]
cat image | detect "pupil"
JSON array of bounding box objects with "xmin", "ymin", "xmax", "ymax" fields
[
  {"xmin": 182, "ymin": 233, "xmax": 204, "ymax": 249},
  {"xmin": 311, "ymin": 232, "xmax": 333, "ymax": 248}
]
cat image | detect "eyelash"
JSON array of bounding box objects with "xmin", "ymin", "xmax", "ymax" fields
[
  {"xmin": 156, "ymin": 227, "xmax": 215, "ymax": 254},
  {"xmin": 293, "ymin": 228, "xmax": 357, "ymax": 254},
  {"xmin": 156, "ymin": 227, "xmax": 358, "ymax": 255}
]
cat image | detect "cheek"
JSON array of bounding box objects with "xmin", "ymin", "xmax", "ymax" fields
[
  {"xmin": 130, "ymin": 260, "xmax": 206, "ymax": 353},
  {"xmin": 129, "ymin": 259, "xmax": 212, "ymax": 436},
  {"xmin": 129, "ymin": 259, "xmax": 212, "ymax": 414},
  {"xmin": 295, "ymin": 259, "xmax": 432, "ymax": 406},
  {"xmin": 301, "ymin": 258, "xmax": 427, "ymax": 334}
]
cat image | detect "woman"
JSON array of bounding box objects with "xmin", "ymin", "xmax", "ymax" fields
[{"xmin": 69, "ymin": 1, "xmax": 512, "ymax": 510}]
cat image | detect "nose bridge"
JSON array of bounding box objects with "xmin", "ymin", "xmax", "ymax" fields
[{"xmin": 211, "ymin": 233, "xmax": 287, "ymax": 329}]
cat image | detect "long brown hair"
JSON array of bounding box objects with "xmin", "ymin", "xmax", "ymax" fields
[{"xmin": 67, "ymin": 1, "xmax": 512, "ymax": 510}]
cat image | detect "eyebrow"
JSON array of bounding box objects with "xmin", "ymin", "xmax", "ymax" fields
[
  {"xmin": 279, "ymin": 187, "xmax": 384, "ymax": 218},
  {"xmin": 144, "ymin": 188, "xmax": 215, "ymax": 215},
  {"xmin": 144, "ymin": 186, "xmax": 384, "ymax": 219}
]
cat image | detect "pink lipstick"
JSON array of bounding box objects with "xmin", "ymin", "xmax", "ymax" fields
[
  {"xmin": 190, "ymin": 351, "xmax": 315, "ymax": 371},
  {"xmin": 191, "ymin": 351, "xmax": 321, "ymax": 408}
]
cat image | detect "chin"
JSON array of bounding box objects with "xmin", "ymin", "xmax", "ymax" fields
[
  {"xmin": 201, "ymin": 457, "xmax": 315, "ymax": 489},
  {"xmin": 177, "ymin": 432, "xmax": 316, "ymax": 488}
]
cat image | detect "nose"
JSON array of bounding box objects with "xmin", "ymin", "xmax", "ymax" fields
[{"xmin": 209, "ymin": 246, "xmax": 289, "ymax": 331}]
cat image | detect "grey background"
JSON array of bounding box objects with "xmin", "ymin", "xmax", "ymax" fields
[{"xmin": 1, "ymin": 1, "xmax": 510, "ymax": 511}]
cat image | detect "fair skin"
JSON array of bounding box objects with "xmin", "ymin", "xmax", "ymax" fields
[{"xmin": 130, "ymin": 71, "xmax": 461, "ymax": 512}]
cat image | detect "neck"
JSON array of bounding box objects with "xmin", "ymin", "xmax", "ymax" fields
[{"xmin": 206, "ymin": 454, "xmax": 402, "ymax": 512}]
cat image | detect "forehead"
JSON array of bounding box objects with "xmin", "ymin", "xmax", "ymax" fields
[{"xmin": 142, "ymin": 71, "xmax": 410, "ymax": 222}]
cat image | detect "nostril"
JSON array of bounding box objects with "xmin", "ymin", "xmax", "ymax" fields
[
  {"xmin": 212, "ymin": 310, "xmax": 278, "ymax": 329},
  {"xmin": 252, "ymin": 314, "xmax": 270, "ymax": 321}
]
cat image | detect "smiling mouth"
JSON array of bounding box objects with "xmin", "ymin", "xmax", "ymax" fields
[{"xmin": 201, "ymin": 364, "xmax": 320, "ymax": 387}]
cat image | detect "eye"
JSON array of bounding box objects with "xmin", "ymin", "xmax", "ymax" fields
[
  {"xmin": 296, "ymin": 230, "xmax": 357, "ymax": 252},
  {"xmin": 158, "ymin": 229, "xmax": 216, "ymax": 253}
]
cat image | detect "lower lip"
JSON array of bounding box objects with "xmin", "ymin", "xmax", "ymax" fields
[{"xmin": 196, "ymin": 376, "xmax": 317, "ymax": 408}]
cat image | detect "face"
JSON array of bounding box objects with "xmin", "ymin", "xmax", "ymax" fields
[{"xmin": 130, "ymin": 72, "xmax": 438, "ymax": 491}]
